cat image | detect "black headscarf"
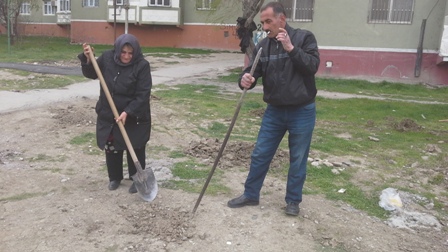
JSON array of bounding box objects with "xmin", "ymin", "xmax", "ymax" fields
[{"xmin": 113, "ymin": 33, "xmax": 143, "ymax": 66}]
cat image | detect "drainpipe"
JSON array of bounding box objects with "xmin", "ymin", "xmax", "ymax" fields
[
  {"xmin": 124, "ymin": 0, "xmax": 130, "ymax": 34},
  {"xmin": 114, "ymin": 0, "xmax": 117, "ymax": 40},
  {"xmin": 414, "ymin": 19, "xmax": 427, "ymax": 77},
  {"xmin": 7, "ymin": 0, "xmax": 10, "ymax": 52}
]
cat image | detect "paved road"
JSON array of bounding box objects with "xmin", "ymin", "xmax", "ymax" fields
[{"xmin": 0, "ymin": 53, "xmax": 244, "ymax": 113}]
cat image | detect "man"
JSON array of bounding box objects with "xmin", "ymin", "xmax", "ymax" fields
[{"xmin": 227, "ymin": 2, "xmax": 320, "ymax": 216}]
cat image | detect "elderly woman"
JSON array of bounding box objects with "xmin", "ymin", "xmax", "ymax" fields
[{"xmin": 78, "ymin": 34, "xmax": 152, "ymax": 194}]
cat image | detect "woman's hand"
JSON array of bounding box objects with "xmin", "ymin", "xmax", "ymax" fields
[
  {"xmin": 82, "ymin": 43, "xmax": 94, "ymax": 64},
  {"xmin": 116, "ymin": 111, "xmax": 128, "ymax": 126}
]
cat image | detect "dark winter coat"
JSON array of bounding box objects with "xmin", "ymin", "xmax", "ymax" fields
[
  {"xmin": 239, "ymin": 23, "xmax": 320, "ymax": 107},
  {"xmin": 78, "ymin": 34, "xmax": 152, "ymax": 150}
]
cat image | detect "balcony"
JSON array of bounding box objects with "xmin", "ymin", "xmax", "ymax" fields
[
  {"xmin": 108, "ymin": 5, "xmax": 138, "ymax": 24},
  {"xmin": 56, "ymin": 12, "xmax": 71, "ymax": 25},
  {"xmin": 107, "ymin": 0, "xmax": 182, "ymax": 26}
]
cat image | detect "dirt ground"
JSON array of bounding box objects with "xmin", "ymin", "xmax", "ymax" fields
[{"xmin": 1, "ymin": 54, "xmax": 447, "ymax": 252}]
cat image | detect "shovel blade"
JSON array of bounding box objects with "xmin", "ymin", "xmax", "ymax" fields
[{"xmin": 132, "ymin": 168, "xmax": 158, "ymax": 202}]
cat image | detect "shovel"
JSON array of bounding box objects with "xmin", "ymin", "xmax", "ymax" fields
[
  {"xmin": 86, "ymin": 46, "xmax": 158, "ymax": 202},
  {"xmin": 193, "ymin": 48, "xmax": 263, "ymax": 213}
]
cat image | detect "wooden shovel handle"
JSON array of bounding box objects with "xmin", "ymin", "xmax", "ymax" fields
[{"xmin": 87, "ymin": 47, "xmax": 141, "ymax": 168}]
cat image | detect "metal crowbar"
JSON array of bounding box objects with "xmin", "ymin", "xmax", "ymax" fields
[{"xmin": 192, "ymin": 47, "xmax": 263, "ymax": 213}]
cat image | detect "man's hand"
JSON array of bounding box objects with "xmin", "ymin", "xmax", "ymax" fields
[
  {"xmin": 241, "ymin": 73, "xmax": 255, "ymax": 89},
  {"xmin": 276, "ymin": 28, "xmax": 294, "ymax": 53}
]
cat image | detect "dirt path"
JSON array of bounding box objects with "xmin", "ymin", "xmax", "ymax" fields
[{"xmin": 1, "ymin": 54, "xmax": 447, "ymax": 252}]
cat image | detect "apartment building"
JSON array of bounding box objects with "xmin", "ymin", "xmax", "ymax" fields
[{"xmin": 3, "ymin": 0, "xmax": 448, "ymax": 85}]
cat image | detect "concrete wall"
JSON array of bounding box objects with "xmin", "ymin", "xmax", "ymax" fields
[{"xmin": 299, "ymin": 0, "xmax": 446, "ymax": 50}]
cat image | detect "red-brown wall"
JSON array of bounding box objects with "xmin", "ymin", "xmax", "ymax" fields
[
  {"xmin": 69, "ymin": 21, "xmax": 241, "ymax": 51},
  {"xmin": 15, "ymin": 23, "xmax": 71, "ymax": 38},
  {"xmin": 318, "ymin": 49, "xmax": 448, "ymax": 85}
]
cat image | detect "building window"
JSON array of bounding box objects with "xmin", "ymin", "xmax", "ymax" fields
[
  {"xmin": 279, "ymin": 0, "xmax": 314, "ymax": 22},
  {"xmin": 196, "ymin": 0, "xmax": 217, "ymax": 10},
  {"xmin": 83, "ymin": 0, "xmax": 99, "ymax": 7},
  {"xmin": 148, "ymin": 0, "xmax": 170, "ymax": 7},
  {"xmin": 369, "ymin": 0, "xmax": 414, "ymax": 24},
  {"xmin": 59, "ymin": 0, "xmax": 71, "ymax": 12},
  {"xmin": 115, "ymin": 0, "xmax": 124, "ymax": 5},
  {"xmin": 43, "ymin": 1, "xmax": 56, "ymax": 15},
  {"xmin": 20, "ymin": 2, "xmax": 31, "ymax": 15}
]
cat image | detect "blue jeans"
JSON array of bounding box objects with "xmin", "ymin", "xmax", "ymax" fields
[{"xmin": 244, "ymin": 102, "xmax": 316, "ymax": 204}]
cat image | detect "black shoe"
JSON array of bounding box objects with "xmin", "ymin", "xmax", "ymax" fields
[
  {"xmin": 129, "ymin": 182, "xmax": 137, "ymax": 194},
  {"xmin": 285, "ymin": 202, "xmax": 300, "ymax": 216},
  {"xmin": 108, "ymin": 180, "xmax": 121, "ymax": 191},
  {"xmin": 227, "ymin": 195, "xmax": 259, "ymax": 208}
]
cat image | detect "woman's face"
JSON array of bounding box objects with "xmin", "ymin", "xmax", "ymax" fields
[{"xmin": 120, "ymin": 44, "xmax": 134, "ymax": 64}]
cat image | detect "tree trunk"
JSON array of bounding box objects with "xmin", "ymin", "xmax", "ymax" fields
[
  {"xmin": 11, "ymin": 12, "xmax": 19, "ymax": 45},
  {"xmin": 242, "ymin": 0, "xmax": 264, "ymax": 61}
]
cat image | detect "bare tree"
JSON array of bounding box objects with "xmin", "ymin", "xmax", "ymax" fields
[
  {"xmin": 202, "ymin": 0, "xmax": 265, "ymax": 61},
  {"xmin": 0, "ymin": 0, "xmax": 38, "ymax": 44},
  {"xmin": 240, "ymin": 0, "xmax": 264, "ymax": 60}
]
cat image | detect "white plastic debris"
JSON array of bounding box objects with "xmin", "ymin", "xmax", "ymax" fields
[
  {"xmin": 338, "ymin": 188, "xmax": 346, "ymax": 193},
  {"xmin": 379, "ymin": 188, "xmax": 403, "ymax": 211},
  {"xmin": 368, "ymin": 136, "xmax": 380, "ymax": 142},
  {"xmin": 60, "ymin": 178, "xmax": 70, "ymax": 183}
]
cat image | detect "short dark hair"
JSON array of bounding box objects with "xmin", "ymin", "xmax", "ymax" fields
[{"xmin": 260, "ymin": 2, "xmax": 287, "ymax": 17}]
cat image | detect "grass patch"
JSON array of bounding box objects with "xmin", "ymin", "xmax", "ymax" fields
[
  {"xmin": 69, "ymin": 132, "xmax": 101, "ymax": 155},
  {"xmin": 28, "ymin": 154, "xmax": 67, "ymax": 162},
  {"xmin": 216, "ymin": 66, "xmax": 266, "ymax": 84},
  {"xmin": 317, "ymin": 78, "xmax": 448, "ymax": 103},
  {"xmin": 172, "ymin": 161, "xmax": 212, "ymax": 179},
  {"xmin": 309, "ymin": 166, "xmax": 387, "ymax": 218},
  {"xmin": 200, "ymin": 121, "xmax": 228, "ymax": 138},
  {"xmin": 147, "ymin": 145, "xmax": 171, "ymax": 156},
  {"xmin": 0, "ymin": 192, "xmax": 46, "ymax": 202},
  {"xmin": 154, "ymin": 78, "xmax": 448, "ymax": 218},
  {"xmin": 70, "ymin": 132, "xmax": 96, "ymax": 145},
  {"xmin": 163, "ymin": 160, "xmax": 230, "ymax": 195},
  {"xmin": 218, "ymin": 67, "xmax": 242, "ymax": 82},
  {"xmin": 143, "ymin": 47, "xmax": 217, "ymax": 55},
  {"xmin": 168, "ymin": 150, "xmax": 186, "ymax": 158},
  {"xmin": 0, "ymin": 35, "xmax": 216, "ymax": 63},
  {"xmin": 37, "ymin": 167, "xmax": 62, "ymax": 173},
  {"xmin": 153, "ymin": 84, "xmax": 264, "ymax": 142},
  {"xmin": 0, "ymin": 69, "xmax": 87, "ymax": 91},
  {"xmin": 1, "ymin": 36, "xmax": 86, "ymax": 62},
  {"xmin": 162, "ymin": 179, "xmax": 230, "ymax": 195},
  {"xmin": 314, "ymin": 96, "xmax": 448, "ymax": 162}
]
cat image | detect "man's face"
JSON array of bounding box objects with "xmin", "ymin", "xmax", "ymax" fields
[{"xmin": 260, "ymin": 7, "xmax": 285, "ymax": 38}]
